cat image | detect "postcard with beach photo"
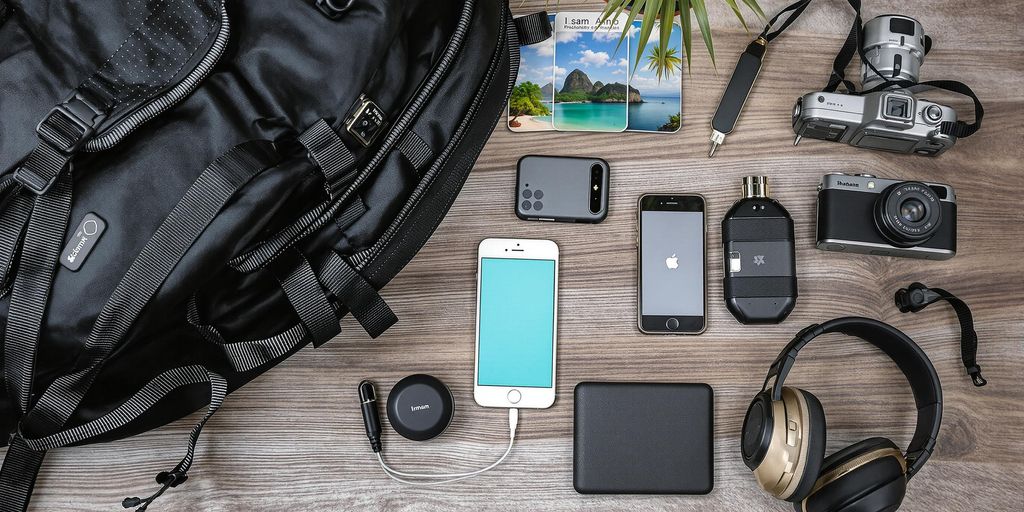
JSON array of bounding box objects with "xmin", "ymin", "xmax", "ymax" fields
[
  {"xmin": 508, "ymin": 14, "xmax": 556, "ymax": 132},
  {"xmin": 552, "ymin": 12, "xmax": 629, "ymax": 133},
  {"xmin": 627, "ymin": 21, "xmax": 683, "ymax": 133}
]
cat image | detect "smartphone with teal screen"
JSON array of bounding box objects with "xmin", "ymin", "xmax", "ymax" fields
[{"xmin": 474, "ymin": 238, "xmax": 558, "ymax": 409}]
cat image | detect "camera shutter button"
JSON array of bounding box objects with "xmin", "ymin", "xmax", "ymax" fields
[{"xmin": 925, "ymin": 105, "xmax": 943, "ymax": 123}]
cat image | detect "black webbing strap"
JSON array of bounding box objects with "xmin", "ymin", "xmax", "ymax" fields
[
  {"xmin": 758, "ymin": 0, "xmax": 811, "ymax": 42},
  {"xmin": 930, "ymin": 288, "xmax": 985, "ymax": 386},
  {"xmin": 896, "ymin": 283, "xmax": 987, "ymax": 386},
  {"xmin": 514, "ymin": 11, "xmax": 552, "ymax": 46},
  {"xmin": 22, "ymin": 141, "xmax": 280, "ymax": 437},
  {"xmin": 823, "ymin": 0, "xmax": 862, "ymax": 93},
  {"xmin": 0, "ymin": 193, "xmax": 32, "ymax": 294},
  {"xmin": 275, "ymin": 252, "xmax": 341, "ymax": 347},
  {"xmin": 1, "ymin": 366, "xmax": 225, "ymax": 512},
  {"xmin": 19, "ymin": 366, "xmax": 225, "ymax": 512},
  {"xmin": 318, "ymin": 252, "xmax": 397, "ymax": 339},
  {"xmin": 396, "ymin": 131, "xmax": 434, "ymax": 173},
  {"xmin": 297, "ymin": 119, "xmax": 358, "ymax": 199},
  {"xmin": 3, "ymin": 172, "xmax": 72, "ymax": 414},
  {"xmin": 187, "ymin": 296, "xmax": 310, "ymax": 372},
  {"xmin": 0, "ymin": 1, "xmax": 10, "ymax": 25},
  {"xmin": 0, "ymin": 437, "xmax": 45, "ymax": 512},
  {"xmin": 336, "ymin": 196, "xmax": 367, "ymax": 231}
]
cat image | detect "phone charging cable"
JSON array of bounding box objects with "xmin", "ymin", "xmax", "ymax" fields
[{"xmin": 363, "ymin": 388, "xmax": 519, "ymax": 486}]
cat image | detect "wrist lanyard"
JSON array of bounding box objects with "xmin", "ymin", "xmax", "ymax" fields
[{"xmin": 707, "ymin": 0, "xmax": 983, "ymax": 156}]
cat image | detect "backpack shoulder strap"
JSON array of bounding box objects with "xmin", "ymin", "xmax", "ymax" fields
[
  {"xmin": 1, "ymin": 365, "xmax": 227, "ymax": 512},
  {"xmin": 0, "ymin": 437, "xmax": 44, "ymax": 512},
  {"xmin": 21, "ymin": 141, "xmax": 281, "ymax": 438}
]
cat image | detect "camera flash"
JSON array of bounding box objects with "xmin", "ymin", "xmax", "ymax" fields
[{"xmin": 868, "ymin": 181, "xmax": 876, "ymax": 189}]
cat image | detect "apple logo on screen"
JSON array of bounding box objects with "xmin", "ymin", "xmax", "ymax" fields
[{"xmin": 665, "ymin": 254, "xmax": 679, "ymax": 269}]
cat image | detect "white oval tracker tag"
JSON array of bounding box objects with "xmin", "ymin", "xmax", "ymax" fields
[{"xmin": 60, "ymin": 213, "xmax": 106, "ymax": 272}]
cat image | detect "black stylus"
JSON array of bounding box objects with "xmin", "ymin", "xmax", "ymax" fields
[{"xmin": 709, "ymin": 37, "xmax": 767, "ymax": 157}]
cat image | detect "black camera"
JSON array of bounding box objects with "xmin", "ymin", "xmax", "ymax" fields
[{"xmin": 816, "ymin": 173, "xmax": 956, "ymax": 260}]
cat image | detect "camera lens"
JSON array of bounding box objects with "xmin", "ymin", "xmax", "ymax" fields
[
  {"xmin": 900, "ymin": 198, "xmax": 926, "ymax": 223},
  {"xmin": 873, "ymin": 181, "xmax": 942, "ymax": 247},
  {"xmin": 861, "ymin": 15, "xmax": 926, "ymax": 89}
]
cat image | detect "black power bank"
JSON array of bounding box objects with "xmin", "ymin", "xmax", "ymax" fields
[{"xmin": 573, "ymin": 382, "xmax": 714, "ymax": 494}]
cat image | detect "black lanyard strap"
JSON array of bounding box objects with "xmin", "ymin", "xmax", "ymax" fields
[{"xmin": 759, "ymin": 0, "xmax": 812, "ymax": 42}]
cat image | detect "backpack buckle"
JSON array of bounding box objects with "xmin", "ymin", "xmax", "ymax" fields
[
  {"xmin": 36, "ymin": 91, "xmax": 108, "ymax": 156},
  {"xmin": 13, "ymin": 166, "xmax": 60, "ymax": 195},
  {"xmin": 344, "ymin": 94, "xmax": 386, "ymax": 147}
]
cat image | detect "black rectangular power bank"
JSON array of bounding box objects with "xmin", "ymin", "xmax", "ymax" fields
[{"xmin": 573, "ymin": 382, "xmax": 714, "ymax": 494}]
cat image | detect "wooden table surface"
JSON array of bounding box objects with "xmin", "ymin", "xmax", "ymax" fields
[{"xmin": 13, "ymin": 1, "xmax": 1023, "ymax": 510}]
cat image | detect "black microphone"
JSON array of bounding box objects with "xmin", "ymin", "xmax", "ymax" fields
[{"xmin": 359, "ymin": 380, "xmax": 383, "ymax": 452}]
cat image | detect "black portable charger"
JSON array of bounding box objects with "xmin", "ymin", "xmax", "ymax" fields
[{"xmin": 721, "ymin": 176, "xmax": 798, "ymax": 324}]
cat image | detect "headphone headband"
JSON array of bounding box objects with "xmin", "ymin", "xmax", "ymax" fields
[{"xmin": 763, "ymin": 317, "xmax": 942, "ymax": 477}]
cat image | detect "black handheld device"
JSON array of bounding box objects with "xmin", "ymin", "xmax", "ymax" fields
[
  {"xmin": 516, "ymin": 155, "xmax": 609, "ymax": 223},
  {"xmin": 722, "ymin": 176, "xmax": 797, "ymax": 324},
  {"xmin": 708, "ymin": 38, "xmax": 766, "ymax": 157}
]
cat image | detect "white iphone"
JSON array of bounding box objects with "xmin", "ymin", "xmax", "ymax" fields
[{"xmin": 474, "ymin": 238, "xmax": 558, "ymax": 409}]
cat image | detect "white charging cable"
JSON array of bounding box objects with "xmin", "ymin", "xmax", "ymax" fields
[{"xmin": 376, "ymin": 408, "xmax": 519, "ymax": 486}]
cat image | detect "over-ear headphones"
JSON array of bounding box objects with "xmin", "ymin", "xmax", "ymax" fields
[{"xmin": 742, "ymin": 317, "xmax": 942, "ymax": 512}]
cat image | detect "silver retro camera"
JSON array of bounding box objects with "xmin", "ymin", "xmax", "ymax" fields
[{"xmin": 792, "ymin": 15, "xmax": 958, "ymax": 156}]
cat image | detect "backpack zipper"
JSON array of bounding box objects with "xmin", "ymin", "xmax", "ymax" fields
[
  {"xmin": 349, "ymin": 4, "xmax": 512, "ymax": 270},
  {"xmin": 83, "ymin": 2, "xmax": 230, "ymax": 152},
  {"xmin": 229, "ymin": 0, "xmax": 478, "ymax": 273}
]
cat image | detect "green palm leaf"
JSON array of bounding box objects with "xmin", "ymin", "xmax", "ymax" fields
[
  {"xmin": 646, "ymin": 46, "xmax": 683, "ymax": 81},
  {"xmin": 590, "ymin": 0, "xmax": 768, "ymax": 71}
]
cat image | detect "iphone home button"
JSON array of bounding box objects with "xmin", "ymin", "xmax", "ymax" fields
[
  {"xmin": 666, "ymin": 318, "xmax": 680, "ymax": 330},
  {"xmin": 507, "ymin": 389, "xmax": 522, "ymax": 404}
]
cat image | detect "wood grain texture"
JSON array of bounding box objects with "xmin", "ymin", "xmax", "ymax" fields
[{"xmin": 6, "ymin": 1, "xmax": 1024, "ymax": 510}]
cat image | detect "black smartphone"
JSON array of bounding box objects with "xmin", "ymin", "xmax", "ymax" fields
[
  {"xmin": 515, "ymin": 155, "xmax": 609, "ymax": 223},
  {"xmin": 637, "ymin": 194, "xmax": 707, "ymax": 334}
]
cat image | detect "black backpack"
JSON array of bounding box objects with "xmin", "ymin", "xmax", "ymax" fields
[{"xmin": 0, "ymin": 1, "xmax": 550, "ymax": 509}]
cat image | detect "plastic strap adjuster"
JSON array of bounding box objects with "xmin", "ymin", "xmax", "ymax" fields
[
  {"xmin": 36, "ymin": 92, "xmax": 108, "ymax": 155},
  {"xmin": 12, "ymin": 166, "xmax": 58, "ymax": 195}
]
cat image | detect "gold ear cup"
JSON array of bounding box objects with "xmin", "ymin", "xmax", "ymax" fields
[
  {"xmin": 751, "ymin": 387, "xmax": 822, "ymax": 500},
  {"xmin": 799, "ymin": 441, "xmax": 908, "ymax": 512},
  {"xmin": 810, "ymin": 447, "xmax": 906, "ymax": 495}
]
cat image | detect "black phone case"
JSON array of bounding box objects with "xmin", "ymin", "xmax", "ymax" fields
[
  {"xmin": 515, "ymin": 155, "xmax": 609, "ymax": 223},
  {"xmin": 573, "ymin": 382, "xmax": 714, "ymax": 494}
]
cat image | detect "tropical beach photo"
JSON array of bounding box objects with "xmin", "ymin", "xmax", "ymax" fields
[
  {"xmin": 508, "ymin": 14, "xmax": 556, "ymax": 132},
  {"xmin": 627, "ymin": 21, "xmax": 683, "ymax": 132},
  {"xmin": 552, "ymin": 13, "xmax": 630, "ymax": 132}
]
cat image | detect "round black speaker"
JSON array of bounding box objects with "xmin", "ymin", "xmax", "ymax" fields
[{"xmin": 386, "ymin": 374, "xmax": 454, "ymax": 441}]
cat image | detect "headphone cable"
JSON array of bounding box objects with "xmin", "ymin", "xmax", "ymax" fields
[{"xmin": 375, "ymin": 408, "xmax": 519, "ymax": 485}]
